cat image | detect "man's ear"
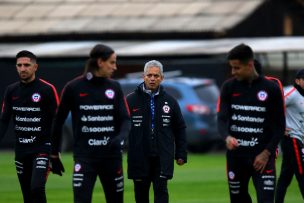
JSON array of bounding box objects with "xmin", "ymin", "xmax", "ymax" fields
[
  {"xmin": 34, "ymin": 63, "xmax": 38, "ymax": 71},
  {"xmin": 97, "ymin": 58, "xmax": 103, "ymax": 67},
  {"xmin": 248, "ymin": 60, "xmax": 254, "ymax": 70}
]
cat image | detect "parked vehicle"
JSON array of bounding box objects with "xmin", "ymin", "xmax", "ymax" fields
[{"xmin": 119, "ymin": 77, "xmax": 223, "ymax": 152}]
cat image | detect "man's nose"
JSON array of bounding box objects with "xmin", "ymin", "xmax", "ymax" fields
[{"xmin": 19, "ymin": 66, "xmax": 27, "ymax": 71}]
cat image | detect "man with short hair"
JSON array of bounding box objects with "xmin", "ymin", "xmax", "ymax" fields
[
  {"xmin": 126, "ymin": 60, "xmax": 187, "ymax": 203},
  {"xmin": 275, "ymin": 69, "xmax": 304, "ymax": 203},
  {"xmin": 0, "ymin": 50, "xmax": 60, "ymax": 203},
  {"xmin": 217, "ymin": 44, "xmax": 285, "ymax": 203}
]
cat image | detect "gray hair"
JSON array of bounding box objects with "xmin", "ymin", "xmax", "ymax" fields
[{"xmin": 144, "ymin": 60, "xmax": 164, "ymax": 76}]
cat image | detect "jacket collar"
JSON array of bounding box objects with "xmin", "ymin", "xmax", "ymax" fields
[
  {"xmin": 137, "ymin": 82, "xmax": 163, "ymax": 96},
  {"xmin": 20, "ymin": 77, "xmax": 38, "ymax": 87},
  {"xmin": 85, "ymin": 72, "xmax": 107, "ymax": 85}
]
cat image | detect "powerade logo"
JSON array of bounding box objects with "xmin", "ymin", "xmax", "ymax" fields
[
  {"xmin": 13, "ymin": 107, "xmax": 41, "ymax": 111},
  {"xmin": 231, "ymin": 105, "xmax": 266, "ymax": 112},
  {"xmin": 79, "ymin": 105, "xmax": 113, "ymax": 110}
]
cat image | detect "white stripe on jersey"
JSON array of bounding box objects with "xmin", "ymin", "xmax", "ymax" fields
[{"xmin": 284, "ymin": 86, "xmax": 304, "ymax": 143}]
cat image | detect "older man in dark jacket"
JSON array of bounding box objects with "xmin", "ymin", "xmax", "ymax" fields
[{"xmin": 126, "ymin": 60, "xmax": 187, "ymax": 203}]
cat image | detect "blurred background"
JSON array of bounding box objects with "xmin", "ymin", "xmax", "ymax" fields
[{"xmin": 1, "ymin": 0, "xmax": 304, "ymax": 152}]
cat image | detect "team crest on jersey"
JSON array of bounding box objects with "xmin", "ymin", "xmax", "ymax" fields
[
  {"xmin": 74, "ymin": 163, "xmax": 81, "ymax": 172},
  {"xmin": 32, "ymin": 93, "xmax": 41, "ymax": 102},
  {"xmin": 86, "ymin": 72, "xmax": 93, "ymax": 80},
  {"xmin": 163, "ymin": 105, "xmax": 170, "ymax": 113},
  {"xmin": 257, "ymin": 91, "xmax": 268, "ymax": 101},
  {"xmin": 105, "ymin": 89, "xmax": 115, "ymax": 99},
  {"xmin": 228, "ymin": 171, "xmax": 235, "ymax": 180}
]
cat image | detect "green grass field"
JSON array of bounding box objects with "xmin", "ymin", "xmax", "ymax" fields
[{"xmin": 0, "ymin": 151, "xmax": 302, "ymax": 203}]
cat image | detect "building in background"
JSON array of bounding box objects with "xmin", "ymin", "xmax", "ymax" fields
[{"xmin": 0, "ymin": 0, "xmax": 303, "ymax": 41}]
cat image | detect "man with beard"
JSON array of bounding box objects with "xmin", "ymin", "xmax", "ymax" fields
[{"xmin": 0, "ymin": 50, "xmax": 60, "ymax": 203}]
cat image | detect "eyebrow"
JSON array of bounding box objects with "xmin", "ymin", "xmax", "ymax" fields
[{"xmin": 16, "ymin": 63, "xmax": 32, "ymax": 67}]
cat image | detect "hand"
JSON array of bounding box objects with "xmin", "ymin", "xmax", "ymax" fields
[
  {"xmin": 176, "ymin": 159, "xmax": 185, "ymax": 166},
  {"xmin": 253, "ymin": 149, "xmax": 270, "ymax": 173},
  {"xmin": 225, "ymin": 136, "xmax": 239, "ymax": 150},
  {"xmin": 285, "ymin": 128, "xmax": 291, "ymax": 136},
  {"xmin": 50, "ymin": 156, "xmax": 65, "ymax": 176}
]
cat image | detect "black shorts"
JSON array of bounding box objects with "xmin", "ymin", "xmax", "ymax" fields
[
  {"xmin": 73, "ymin": 157, "xmax": 124, "ymax": 203},
  {"xmin": 226, "ymin": 153, "xmax": 276, "ymax": 203},
  {"xmin": 15, "ymin": 153, "xmax": 50, "ymax": 203}
]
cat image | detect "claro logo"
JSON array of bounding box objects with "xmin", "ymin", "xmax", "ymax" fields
[
  {"xmin": 237, "ymin": 138, "xmax": 259, "ymax": 147},
  {"xmin": 88, "ymin": 137, "xmax": 110, "ymax": 146},
  {"xmin": 19, "ymin": 136, "xmax": 36, "ymax": 143}
]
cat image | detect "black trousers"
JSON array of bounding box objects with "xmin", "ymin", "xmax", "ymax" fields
[
  {"xmin": 15, "ymin": 153, "xmax": 50, "ymax": 203},
  {"xmin": 226, "ymin": 153, "xmax": 276, "ymax": 203},
  {"xmin": 133, "ymin": 157, "xmax": 168, "ymax": 203},
  {"xmin": 73, "ymin": 157, "xmax": 124, "ymax": 203},
  {"xmin": 275, "ymin": 136, "xmax": 304, "ymax": 203}
]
